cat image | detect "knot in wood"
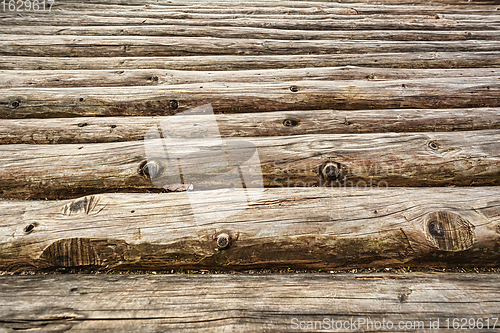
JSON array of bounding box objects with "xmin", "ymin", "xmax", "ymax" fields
[
  {"xmin": 217, "ymin": 233, "xmax": 230, "ymax": 249},
  {"xmin": 169, "ymin": 100, "xmax": 179, "ymax": 110},
  {"xmin": 10, "ymin": 100, "xmax": 20, "ymax": 109},
  {"xmin": 424, "ymin": 211, "xmax": 475, "ymax": 252},
  {"xmin": 140, "ymin": 160, "xmax": 162, "ymax": 179},
  {"xmin": 283, "ymin": 119, "xmax": 299, "ymax": 127},
  {"xmin": 427, "ymin": 141, "xmax": 439, "ymax": 150},
  {"xmin": 318, "ymin": 161, "xmax": 344, "ymax": 184}
]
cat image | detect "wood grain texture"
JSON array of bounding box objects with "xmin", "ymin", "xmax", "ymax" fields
[
  {"xmin": 2, "ymin": 67, "xmax": 500, "ymax": 88},
  {"xmin": 2, "ymin": 14, "xmax": 499, "ymax": 30},
  {"xmin": 2, "ymin": 36, "xmax": 500, "ymax": 57},
  {"xmin": 2, "ymin": 52, "xmax": 498, "ymax": 71},
  {"xmin": 42, "ymin": 0, "xmax": 500, "ymax": 6},
  {"xmin": 0, "ymin": 187, "xmax": 498, "ymax": 271},
  {"xmin": 1, "ymin": 77, "xmax": 499, "ymax": 118},
  {"xmin": 0, "ymin": 273, "xmax": 499, "ymax": 332},
  {"xmin": 0, "ymin": 130, "xmax": 498, "ymax": 199},
  {"xmin": 1, "ymin": 107, "xmax": 499, "ymax": 144},
  {"xmin": 35, "ymin": 2, "xmax": 500, "ymax": 15},
  {"xmin": 3, "ymin": 26, "xmax": 500, "ymax": 41}
]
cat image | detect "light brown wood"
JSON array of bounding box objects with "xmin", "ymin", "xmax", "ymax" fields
[
  {"xmin": 2, "ymin": 36, "xmax": 500, "ymax": 57},
  {"xmin": 2, "ymin": 67, "xmax": 499, "ymax": 88},
  {"xmin": 1, "ymin": 107, "xmax": 499, "ymax": 144},
  {"xmin": 2, "ymin": 13, "xmax": 499, "ymax": 30},
  {"xmin": 3, "ymin": 26, "xmax": 499, "ymax": 41},
  {"xmin": 2, "ymin": 52, "xmax": 498, "ymax": 71},
  {"xmin": 1, "ymin": 77, "xmax": 498, "ymax": 118},
  {"xmin": 0, "ymin": 130, "xmax": 498, "ymax": 199},
  {"xmin": 0, "ymin": 187, "xmax": 498, "ymax": 271},
  {"xmin": 41, "ymin": 2, "xmax": 500, "ymax": 15},
  {"xmin": 0, "ymin": 273, "xmax": 499, "ymax": 332}
]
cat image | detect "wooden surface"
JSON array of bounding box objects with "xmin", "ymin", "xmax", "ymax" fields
[
  {"xmin": 2, "ymin": 77, "xmax": 499, "ymax": 118},
  {"xmin": 1, "ymin": 107, "xmax": 499, "ymax": 144},
  {"xmin": 0, "ymin": 187, "xmax": 498, "ymax": 271},
  {"xmin": 2, "ymin": 67, "xmax": 500, "ymax": 88},
  {"xmin": 1, "ymin": 130, "xmax": 499, "ymax": 199},
  {"xmin": 0, "ymin": 273, "xmax": 499, "ymax": 332},
  {"xmin": 2, "ymin": 52, "xmax": 499, "ymax": 71},
  {"xmin": 0, "ymin": 0, "xmax": 499, "ymax": 274}
]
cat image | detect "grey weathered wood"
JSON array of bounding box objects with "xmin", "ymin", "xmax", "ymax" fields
[
  {"xmin": 2, "ymin": 36, "xmax": 500, "ymax": 57},
  {"xmin": 1, "ymin": 77, "xmax": 498, "ymax": 118},
  {"xmin": 0, "ymin": 187, "xmax": 498, "ymax": 271},
  {"xmin": 1, "ymin": 107, "xmax": 499, "ymax": 144},
  {"xmin": 0, "ymin": 274, "xmax": 499, "ymax": 332},
  {"xmin": 2, "ymin": 67, "xmax": 500, "ymax": 88},
  {"xmin": 0, "ymin": 130, "xmax": 498, "ymax": 199},
  {"xmin": 41, "ymin": 2, "xmax": 500, "ymax": 15},
  {"xmin": 44, "ymin": 0, "xmax": 499, "ymax": 6},
  {"xmin": 2, "ymin": 14, "xmax": 498, "ymax": 30},
  {"xmin": 34, "ymin": 2, "xmax": 500, "ymax": 15},
  {"xmin": 1, "ymin": 274, "xmax": 499, "ymax": 332},
  {"xmin": 3, "ymin": 26, "xmax": 499, "ymax": 41},
  {"xmin": 2, "ymin": 52, "xmax": 498, "ymax": 71}
]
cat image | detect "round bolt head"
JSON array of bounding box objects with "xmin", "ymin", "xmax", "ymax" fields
[{"xmin": 217, "ymin": 233, "xmax": 230, "ymax": 249}]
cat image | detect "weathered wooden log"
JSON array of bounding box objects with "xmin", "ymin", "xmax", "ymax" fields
[
  {"xmin": 35, "ymin": 2, "xmax": 500, "ymax": 15},
  {"xmin": 1, "ymin": 77, "xmax": 498, "ymax": 118},
  {"xmin": 2, "ymin": 52, "xmax": 498, "ymax": 71},
  {"xmin": 20, "ymin": 0, "xmax": 500, "ymax": 7},
  {"xmin": 2, "ymin": 14, "xmax": 498, "ymax": 30},
  {"xmin": 0, "ymin": 130, "xmax": 498, "ymax": 199},
  {"xmin": 0, "ymin": 273, "xmax": 499, "ymax": 332},
  {"xmin": 1, "ymin": 107, "xmax": 499, "ymax": 144},
  {"xmin": 2, "ymin": 36, "xmax": 500, "ymax": 57},
  {"xmin": 4, "ymin": 9, "xmax": 499, "ymax": 22},
  {"xmin": 2, "ymin": 67, "xmax": 500, "ymax": 88},
  {"xmin": 0, "ymin": 187, "xmax": 498, "ymax": 271},
  {"xmin": 3, "ymin": 26, "xmax": 499, "ymax": 41}
]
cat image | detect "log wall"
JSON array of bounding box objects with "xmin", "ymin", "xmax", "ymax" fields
[{"xmin": 0, "ymin": 0, "xmax": 499, "ymax": 271}]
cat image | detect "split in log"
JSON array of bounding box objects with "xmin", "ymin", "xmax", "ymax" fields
[
  {"xmin": 2, "ymin": 52, "xmax": 498, "ymax": 71},
  {"xmin": 0, "ymin": 130, "xmax": 499, "ymax": 199},
  {"xmin": 2, "ymin": 67, "xmax": 500, "ymax": 88},
  {"xmin": 0, "ymin": 107, "xmax": 499, "ymax": 144},
  {"xmin": 2, "ymin": 36, "xmax": 500, "ymax": 57},
  {"xmin": 3, "ymin": 26, "xmax": 500, "ymax": 41},
  {"xmin": 0, "ymin": 187, "xmax": 498, "ymax": 271},
  {"xmin": 0, "ymin": 274, "xmax": 499, "ymax": 331},
  {"xmin": 1, "ymin": 77, "xmax": 499, "ymax": 118}
]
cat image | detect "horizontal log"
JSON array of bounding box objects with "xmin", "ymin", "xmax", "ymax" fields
[
  {"xmin": 33, "ymin": 0, "xmax": 500, "ymax": 6},
  {"xmin": 2, "ymin": 67, "xmax": 499, "ymax": 88},
  {"xmin": 2, "ymin": 15, "xmax": 498, "ymax": 30},
  {"xmin": 2, "ymin": 52, "xmax": 498, "ymax": 71},
  {"xmin": 4, "ymin": 26, "xmax": 499, "ymax": 42},
  {"xmin": 0, "ymin": 130, "xmax": 498, "ymax": 199},
  {"xmin": 40, "ymin": 2, "xmax": 500, "ymax": 16},
  {"xmin": 1, "ymin": 274, "xmax": 499, "ymax": 332},
  {"xmin": 1, "ymin": 107, "xmax": 499, "ymax": 144},
  {"xmin": 1, "ymin": 274, "xmax": 500, "ymax": 332},
  {"xmin": 1, "ymin": 77, "xmax": 498, "ymax": 118},
  {"xmin": 2, "ymin": 36, "xmax": 500, "ymax": 57},
  {"xmin": 0, "ymin": 187, "xmax": 498, "ymax": 271},
  {"xmin": 5, "ymin": 9, "xmax": 499, "ymax": 23}
]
